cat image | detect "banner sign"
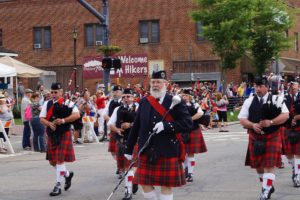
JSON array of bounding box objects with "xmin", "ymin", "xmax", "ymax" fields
[{"xmin": 83, "ymin": 54, "xmax": 148, "ymax": 79}]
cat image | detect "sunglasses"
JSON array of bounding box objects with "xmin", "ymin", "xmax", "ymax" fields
[{"xmin": 51, "ymin": 91, "xmax": 58, "ymax": 94}]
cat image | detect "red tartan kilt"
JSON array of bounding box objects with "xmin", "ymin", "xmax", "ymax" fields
[
  {"xmin": 116, "ymin": 144, "xmax": 138, "ymax": 169},
  {"xmin": 46, "ymin": 131, "xmax": 75, "ymax": 162},
  {"xmin": 108, "ymin": 132, "xmax": 116, "ymax": 153},
  {"xmin": 185, "ymin": 128, "xmax": 207, "ymax": 154},
  {"xmin": 116, "ymin": 142, "xmax": 131, "ymax": 169},
  {"xmin": 282, "ymin": 127, "xmax": 300, "ymax": 155},
  {"xmin": 245, "ymin": 128, "xmax": 282, "ymax": 168},
  {"xmin": 133, "ymin": 155, "xmax": 186, "ymax": 187}
]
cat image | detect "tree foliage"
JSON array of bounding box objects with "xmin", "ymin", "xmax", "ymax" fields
[
  {"xmin": 191, "ymin": 0, "xmax": 295, "ymax": 75},
  {"xmin": 97, "ymin": 45, "xmax": 121, "ymax": 57}
]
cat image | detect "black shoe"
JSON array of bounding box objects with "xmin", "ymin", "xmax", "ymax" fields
[
  {"xmin": 267, "ymin": 186, "xmax": 275, "ymax": 199},
  {"xmin": 292, "ymin": 167, "xmax": 295, "ymax": 181},
  {"xmin": 99, "ymin": 136, "xmax": 107, "ymax": 142},
  {"xmin": 279, "ymin": 161, "xmax": 285, "ymax": 169},
  {"xmin": 260, "ymin": 186, "xmax": 274, "ymax": 200},
  {"xmin": 293, "ymin": 174, "xmax": 300, "ymax": 187},
  {"xmin": 259, "ymin": 188, "xmax": 268, "ymax": 200},
  {"xmin": 132, "ymin": 184, "xmax": 138, "ymax": 194},
  {"xmin": 184, "ymin": 167, "xmax": 188, "ymax": 178},
  {"xmin": 122, "ymin": 187, "xmax": 132, "ymax": 200},
  {"xmin": 49, "ymin": 184, "xmax": 61, "ymax": 197},
  {"xmin": 186, "ymin": 173, "xmax": 193, "ymax": 182},
  {"xmin": 118, "ymin": 171, "xmax": 124, "ymax": 179},
  {"xmin": 64, "ymin": 171, "xmax": 74, "ymax": 191}
]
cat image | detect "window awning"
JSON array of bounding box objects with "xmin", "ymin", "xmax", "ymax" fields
[
  {"xmin": 279, "ymin": 57, "xmax": 300, "ymax": 73},
  {"xmin": 0, "ymin": 46, "xmax": 18, "ymax": 57}
]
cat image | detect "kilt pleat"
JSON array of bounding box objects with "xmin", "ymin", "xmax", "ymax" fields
[
  {"xmin": 185, "ymin": 128, "xmax": 207, "ymax": 154},
  {"xmin": 46, "ymin": 131, "xmax": 75, "ymax": 162},
  {"xmin": 282, "ymin": 127, "xmax": 300, "ymax": 155},
  {"xmin": 245, "ymin": 128, "xmax": 282, "ymax": 168},
  {"xmin": 108, "ymin": 132, "xmax": 117, "ymax": 153},
  {"xmin": 133, "ymin": 155, "xmax": 186, "ymax": 187},
  {"xmin": 116, "ymin": 141, "xmax": 131, "ymax": 169}
]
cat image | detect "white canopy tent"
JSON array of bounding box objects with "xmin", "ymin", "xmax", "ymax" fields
[
  {"xmin": 0, "ymin": 56, "xmax": 56, "ymax": 104},
  {"xmin": 0, "ymin": 62, "xmax": 17, "ymax": 91},
  {"xmin": 0, "ymin": 56, "xmax": 44, "ymax": 77},
  {"xmin": 0, "ymin": 62, "xmax": 17, "ymax": 77}
]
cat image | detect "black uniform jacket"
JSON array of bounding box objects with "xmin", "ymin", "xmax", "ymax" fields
[
  {"xmin": 125, "ymin": 93, "xmax": 193, "ymax": 158},
  {"xmin": 284, "ymin": 92, "xmax": 300, "ymax": 128}
]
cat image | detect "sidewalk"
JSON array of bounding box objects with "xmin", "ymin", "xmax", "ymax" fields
[{"xmin": 9, "ymin": 125, "xmax": 24, "ymax": 136}]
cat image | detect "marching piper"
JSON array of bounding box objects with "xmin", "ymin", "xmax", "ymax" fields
[
  {"xmin": 181, "ymin": 89, "xmax": 207, "ymax": 182},
  {"xmin": 282, "ymin": 81, "xmax": 300, "ymax": 187},
  {"xmin": 40, "ymin": 83, "xmax": 80, "ymax": 196},
  {"xmin": 108, "ymin": 88, "xmax": 139, "ymax": 200},
  {"xmin": 238, "ymin": 76, "xmax": 289, "ymax": 200}
]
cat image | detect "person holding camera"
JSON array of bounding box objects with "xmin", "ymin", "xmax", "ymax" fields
[
  {"xmin": 108, "ymin": 88, "xmax": 139, "ymax": 200},
  {"xmin": 238, "ymin": 76, "xmax": 289, "ymax": 200},
  {"xmin": 216, "ymin": 92, "xmax": 229, "ymax": 132}
]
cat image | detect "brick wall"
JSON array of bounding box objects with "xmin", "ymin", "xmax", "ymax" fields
[{"xmin": 0, "ymin": 0, "xmax": 299, "ymax": 93}]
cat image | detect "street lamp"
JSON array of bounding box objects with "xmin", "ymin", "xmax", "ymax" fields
[{"xmin": 72, "ymin": 26, "xmax": 78, "ymax": 90}]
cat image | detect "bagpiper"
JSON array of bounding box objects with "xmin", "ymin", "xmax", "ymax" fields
[
  {"xmin": 108, "ymin": 88, "xmax": 139, "ymax": 200},
  {"xmin": 238, "ymin": 76, "xmax": 289, "ymax": 200},
  {"xmin": 103, "ymin": 85, "xmax": 123, "ymax": 177},
  {"xmin": 40, "ymin": 83, "xmax": 80, "ymax": 196},
  {"xmin": 181, "ymin": 88, "xmax": 207, "ymax": 182},
  {"xmin": 282, "ymin": 81, "xmax": 300, "ymax": 187}
]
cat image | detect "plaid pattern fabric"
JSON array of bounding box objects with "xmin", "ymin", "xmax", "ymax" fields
[
  {"xmin": 133, "ymin": 155, "xmax": 186, "ymax": 187},
  {"xmin": 116, "ymin": 141, "xmax": 131, "ymax": 169},
  {"xmin": 245, "ymin": 128, "xmax": 283, "ymax": 168},
  {"xmin": 46, "ymin": 131, "xmax": 75, "ymax": 162},
  {"xmin": 282, "ymin": 127, "xmax": 300, "ymax": 155},
  {"xmin": 185, "ymin": 128, "xmax": 207, "ymax": 154},
  {"xmin": 108, "ymin": 132, "xmax": 116, "ymax": 153}
]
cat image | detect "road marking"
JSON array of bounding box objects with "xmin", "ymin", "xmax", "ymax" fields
[
  {"xmin": 0, "ymin": 151, "xmax": 32, "ymax": 159},
  {"xmin": 203, "ymin": 131, "xmax": 249, "ymax": 142}
]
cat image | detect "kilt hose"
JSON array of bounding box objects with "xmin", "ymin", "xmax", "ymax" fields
[
  {"xmin": 108, "ymin": 132, "xmax": 117, "ymax": 153},
  {"xmin": 185, "ymin": 127, "xmax": 207, "ymax": 154},
  {"xmin": 245, "ymin": 128, "xmax": 283, "ymax": 169},
  {"xmin": 46, "ymin": 131, "xmax": 75, "ymax": 162},
  {"xmin": 282, "ymin": 127, "xmax": 300, "ymax": 155},
  {"xmin": 133, "ymin": 155, "xmax": 186, "ymax": 187}
]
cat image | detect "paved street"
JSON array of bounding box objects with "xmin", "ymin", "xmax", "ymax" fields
[{"xmin": 1, "ymin": 124, "xmax": 300, "ymax": 200}]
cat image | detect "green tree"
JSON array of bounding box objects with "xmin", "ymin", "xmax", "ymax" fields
[
  {"xmin": 250, "ymin": 0, "xmax": 292, "ymax": 75},
  {"xmin": 191, "ymin": 0, "xmax": 294, "ymax": 75},
  {"xmin": 97, "ymin": 45, "xmax": 121, "ymax": 57}
]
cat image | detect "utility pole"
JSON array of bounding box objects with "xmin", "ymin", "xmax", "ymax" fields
[{"xmin": 77, "ymin": 0, "xmax": 110, "ymax": 94}]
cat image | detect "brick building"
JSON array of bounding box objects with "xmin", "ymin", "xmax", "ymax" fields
[{"xmin": 0, "ymin": 0, "xmax": 300, "ymax": 92}]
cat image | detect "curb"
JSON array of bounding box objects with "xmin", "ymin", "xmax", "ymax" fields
[{"xmin": 227, "ymin": 121, "xmax": 240, "ymax": 126}]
